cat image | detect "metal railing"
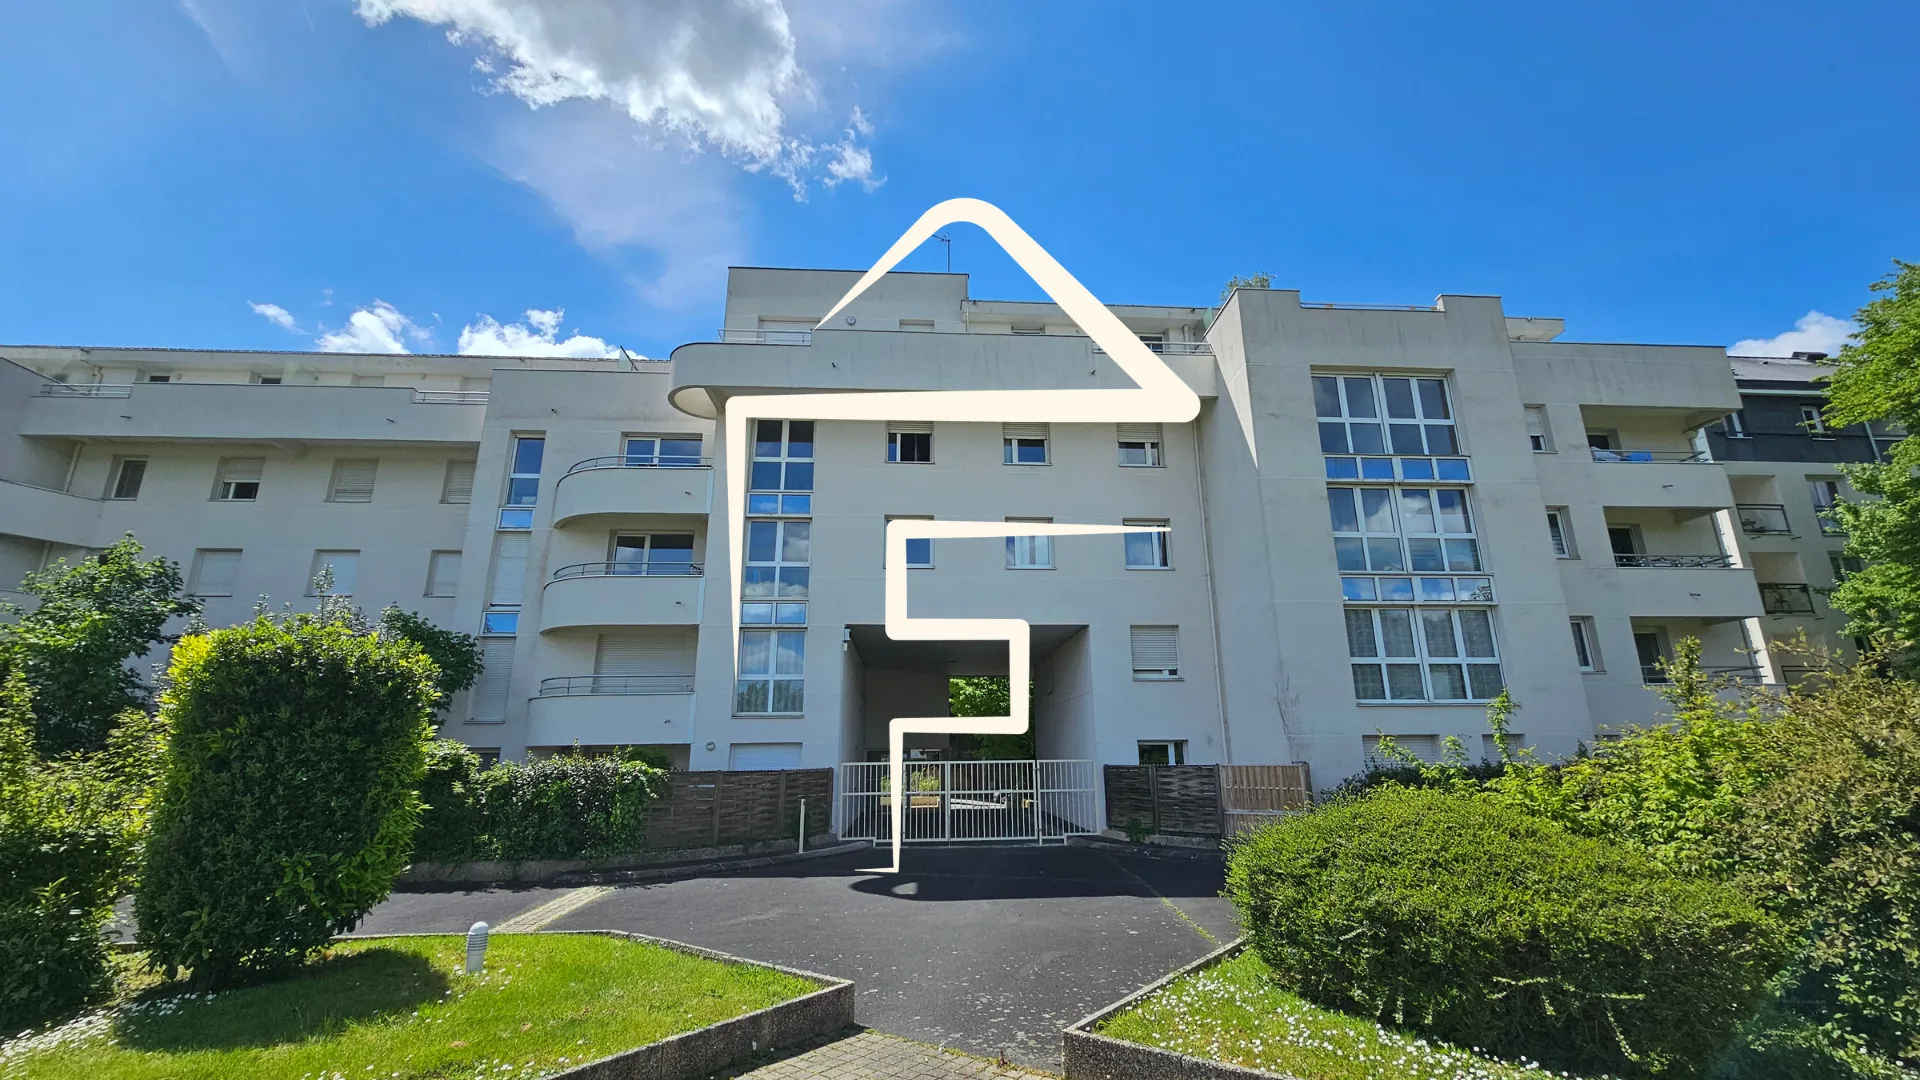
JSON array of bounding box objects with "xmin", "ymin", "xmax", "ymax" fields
[
  {"xmin": 717, "ymin": 328, "xmax": 813, "ymax": 345},
  {"xmin": 1589, "ymin": 448, "xmax": 1708, "ymax": 463},
  {"xmin": 1091, "ymin": 341, "xmax": 1215, "ymax": 356},
  {"xmin": 1614, "ymin": 553, "xmax": 1736, "ymax": 568},
  {"xmin": 565, "ymin": 455, "xmax": 712, "ymax": 474},
  {"xmin": 1737, "ymin": 504, "xmax": 1792, "ymax": 534},
  {"xmin": 836, "ymin": 759, "xmax": 1099, "ymax": 844},
  {"xmin": 537, "ymin": 674, "xmax": 695, "ymax": 696},
  {"xmin": 551, "ymin": 561, "xmax": 703, "ymax": 580},
  {"xmin": 1760, "ymin": 582, "xmax": 1816, "ymax": 615},
  {"xmin": 36, "ymin": 382, "xmax": 132, "ymax": 397},
  {"xmin": 412, "ymin": 390, "xmax": 489, "ymax": 405},
  {"xmin": 1703, "ymin": 665, "xmax": 1768, "ymax": 684}
]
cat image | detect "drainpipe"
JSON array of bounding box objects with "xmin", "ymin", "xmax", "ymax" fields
[{"xmin": 1191, "ymin": 409, "xmax": 1236, "ymax": 765}]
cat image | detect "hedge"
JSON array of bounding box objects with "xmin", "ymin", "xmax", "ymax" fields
[
  {"xmin": 1227, "ymin": 787, "xmax": 1790, "ymax": 1078},
  {"xmin": 413, "ymin": 741, "xmax": 667, "ymax": 862}
]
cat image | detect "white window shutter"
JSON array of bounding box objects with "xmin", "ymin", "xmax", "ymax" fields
[
  {"xmin": 887, "ymin": 421, "xmax": 934, "ymax": 435},
  {"xmin": 218, "ymin": 457, "xmax": 264, "ymax": 485},
  {"xmin": 487, "ymin": 534, "xmax": 530, "ymax": 607},
  {"xmin": 426, "ymin": 551, "xmax": 461, "ymax": 597},
  {"xmin": 728, "ymin": 742, "xmax": 802, "ymax": 770},
  {"xmin": 1129, "ymin": 625, "xmax": 1180, "ymax": 676},
  {"xmin": 442, "ymin": 460, "xmax": 476, "ymax": 504},
  {"xmin": 1003, "ymin": 422, "xmax": 1049, "ymax": 440},
  {"xmin": 328, "ymin": 459, "xmax": 378, "ymax": 502},
  {"xmin": 594, "ymin": 629, "xmax": 693, "ymax": 675},
  {"xmin": 191, "ymin": 550, "xmax": 241, "ymax": 596},
  {"xmin": 1364, "ymin": 733, "xmax": 1441, "ymax": 764},
  {"xmin": 470, "ymin": 640, "xmax": 515, "ymax": 722},
  {"xmin": 1116, "ymin": 423, "xmax": 1162, "ymax": 442}
]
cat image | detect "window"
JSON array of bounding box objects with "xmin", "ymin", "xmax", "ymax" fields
[
  {"xmin": 729, "ymin": 743, "xmax": 803, "ymax": 770},
  {"xmin": 885, "ymin": 516, "xmax": 933, "ymax": 568},
  {"xmin": 1117, "ymin": 423, "xmax": 1163, "ymax": 467},
  {"xmin": 1587, "ymin": 430, "xmax": 1617, "ymax": 451},
  {"xmin": 1810, "ymin": 478, "xmax": 1844, "ymax": 536},
  {"xmin": 1003, "ymin": 423, "xmax": 1049, "ymax": 465},
  {"xmin": 623, "ymin": 434, "xmax": 703, "ymax": 466},
  {"xmin": 1346, "ymin": 607, "xmax": 1502, "ymax": 702},
  {"xmin": 213, "ymin": 457, "xmax": 263, "ymax": 501},
  {"xmin": 189, "ymin": 549, "xmax": 241, "ymax": 597},
  {"xmin": 108, "ymin": 457, "xmax": 147, "ymax": 500},
  {"xmin": 1546, "ymin": 509, "xmax": 1574, "ymax": 558},
  {"xmin": 1635, "ymin": 631, "xmax": 1668, "ymax": 684},
  {"xmin": 1313, "ymin": 374, "xmax": 1457, "ymax": 456},
  {"xmin": 1124, "ymin": 519, "xmax": 1170, "ymax": 569},
  {"xmin": 1524, "ymin": 406, "xmax": 1553, "ymax": 452},
  {"xmin": 747, "ymin": 420, "xmax": 813, "ymax": 515},
  {"xmin": 1137, "ymin": 333, "xmax": 1166, "ymax": 353},
  {"xmin": 505, "ymin": 436, "xmax": 545, "ymax": 506},
  {"xmin": 1800, "ymin": 405, "xmax": 1830, "ymax": 437},
  {"xmin": 1721, "ymin": 411, "xmax": 1749, "ymax": 438},
  {"xmin": 1363, "ymin": 734, "xmax": 1441, "ymax": 764},
  {"xmin": 1011, "ymin": 323, "xmax": 1044, "ymax": 335},
  {"xmin": 1829, "ymin": 551, "xmax": 1865, "ymax": 582},
  {"xmin": 1130, "ymin": 625, "xmax": 1180, "ymax": 680},
  {"xmin": 1481, "ymin": 733, "xmax": 1525, "ymax": 760},
  {"xmin": 145, "ymin": 373, "xmax": 172, "ymax": 383},
  {"xmin": 471, "ymin": 748, "xmax": 502, "ymax": 768},
  {"xmin": 426, "ymin": 551, "xmax": 461, "ymax": 597},
  {"xmin": 497, "ymin": 508, "xmax": 533, "ymax": 530},
  {"xmin": 612, "ymin": 533, "xmax": 696, "ymax": 574},
  {"xmin": 1006, "ymin": 517, "xmax": 1053, "ymax": 569},
  {"xmin": 307, "ymin": 550, "xmax": 358, "ymax": 596},
  {"xmin": 482, "ymin": 611, "xmax": 519, "ymax": 634},
  {"xmin": 487, "ymin": 533, "xmax": 530, "ymax": 608},
  {"xmin": 1329, "ymin": 486, "xmax": 1479, "ymax": 574},
  {"xmin": 442, "ymin": 460, "xmax": 476, "ymax": 504},
  {"xmin": 1137, "ymin": 740, "xmax": 1186, "ymax": 765},
  {"xmin": 326, "ymin": 458, "xmax": 379, "ymax": 503},
  {"xmin": 744, "ymin": 519, "xmax": 809, "ymax": 601},
  {"xmin": 251, "ymin": 373, "xmax": 282, "ymax": 385},
  {"xmin": 470, "ymin": 639, "xmax": 515, "ymax": 723},
  {"xmin": 887, "ymin": 421, "xmax": 933, "ymax": 464},
  {"xmin": 1570, "ymin": 617, "xmax": 1600, "ymax": 671},
  {"xmin": 352, "ymin": 374, "xmax": 386, "ymax": 387},
  {"xmin": 736, "ymin": 629, "xmax": 805, "ymax": 714}
]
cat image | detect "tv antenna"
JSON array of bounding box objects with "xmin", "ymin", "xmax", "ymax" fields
[{"xmin": 933, "ymin": 231, "xmax": 952, "ymax": 272}]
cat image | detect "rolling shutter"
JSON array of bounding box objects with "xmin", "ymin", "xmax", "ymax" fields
[
  {"xmin": 470, "ymin": 640, "xmax": 515, "ymax": 722},
  {"xmin": 190, "ymin": 550, "xmax": 241, "ymax": 596},
  {"xmin": 1363, "ymin": 734, "xmax": 1441, "ymax": 764},
  {"xmin": 426, "ymin": 551, "xmax": 461, "ymax": 597},
  {"xmin": 728, "ymin": 743, "xmax": 802, "ymax": 771},
  {"xmin": 1116, "ymin": 423, "xmax": 1162, "ymax": 443},
  {"xmin": 217, "ymin": 457, "xmax": 264, "ymax": 485},
  {"xmin": 594, "ymin": 630, "xmax": 693, "ymax": 675},
  {"xmin": 1129, "ymin": 625, "xmax": 1180, "ymax": 677},
  {"xmin": 887, "ymin": 421, "xmax": 933, "ymax": 435},
  {"xmin": 487, "ymin": 534, "xmax": 530, "ymax": 607},
  {"xmin": 442, "ymin": 460, "xmax": 476, "ymax": 504},
  {"xmin": 328, "ymin": 459, "xmax": 379, "ymax": 502},
  {"xmin": 1002, "ymin": 422, "xmax": 1049, "ymax": 440}
]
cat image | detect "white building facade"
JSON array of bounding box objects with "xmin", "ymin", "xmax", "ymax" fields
[{"xmin": 0, "ymin": 268, "xmax": 1853, "ymax": 795}]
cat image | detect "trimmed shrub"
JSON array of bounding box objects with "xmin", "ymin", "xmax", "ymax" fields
[
  {"xmin": 135, "ymin": 616, "xmax": 437, "ymax": 987},
  {"xmin": 412, "ymin": 739, "xmax": 485, "ymax": 862},
  {"xmin": 410, "ymin": 745, "xmax": 667, "ymax": 862},
  {"xmin": 1228, "ymin": 788, "xmax": 1790, "ymax": 1078}
]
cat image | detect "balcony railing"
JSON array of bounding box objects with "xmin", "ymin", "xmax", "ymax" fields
[
  {"xmin": 718, "ymin": 328, "xmax": 812, "ymax": 345},
  {"xmin": 1092, "ymin": 341, "xmax": 1215, "ymax": 356},
  {"xmin": 1760, "ymin": 582, "xmax": 1816, "ymax": 615},
  {"xmin": 537, "ymin": 674, "xmax": 695, "ymax": 696},
  {"xmin": 412, "ymin": 390, "xmax": 489, "ymax": 405},
  {"xmin": 551, "ymin": 561, "xmax": 704, "ymax": 580},
  {"xmin": 1736, "ymin": 504, "xmax": 1791, "ymax": 534},
  {"xmin": 565, "ymin": 455, "xmax": 712, "ymax": 475},
  {"xmin": 33, "ymin": 382, "xmax": 488, "ymax": 404},
  {"xmin": 36, "ymin": 382, "xmax": 132, "ymax": 397},
  {"xmin": 1589, "ymin": 448, "xmax": 1709, "ymax": 463},
  {"xmin": 1703, "ymin": 665, "xmax": 1768, "ymax": 684},
  {"xmin": 1614, "ymin": 553, "xmax": 1736, "ymax": 569}
]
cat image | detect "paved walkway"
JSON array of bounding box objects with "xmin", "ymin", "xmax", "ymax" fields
[
  {"xmin": 362, "ymin": 844, "xmax": 1233, "ymax": 1070},
  {"xmin": 710, "ymin": 1030, "xmax": 1055, "ymax": 1078}
]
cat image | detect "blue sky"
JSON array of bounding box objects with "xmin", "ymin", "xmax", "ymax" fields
[{"xmin": 2, "ymin": 2, "xmax": 1913, "ymax": 360}]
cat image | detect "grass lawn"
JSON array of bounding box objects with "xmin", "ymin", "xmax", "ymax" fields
[
  {"xmin": 1, "ymin": 934, "xmax": 819, "ymax": 1080},
  {"xmin": 1096, "ymin": 948, "xmax": 1594, "ymax": 1080}
]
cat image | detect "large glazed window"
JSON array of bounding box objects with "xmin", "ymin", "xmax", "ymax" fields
[
  {"xmin": 747, "ymin": 420, "xmax": 813, "ymax": 515},
  {"xmin": 1314, "ymin": 375, "xmax": 1457, "ymax": 457},
  {"xmin": 736, "ymin": 629, "xmax": 805, "ymax": 714},
  {"xmin": 1346, "ymin": 607, "xmax": 1503, "ymax": 702}
]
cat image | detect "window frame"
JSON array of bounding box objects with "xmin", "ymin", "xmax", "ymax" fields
[
  {"xmin": 325, "ymin": 457, "xmax": 379, "ymax": 503},
  {"xmin": 306, "ymin": 549, "xmax": 360, "ymax": 597},
  {"xmin": 1123, "ymin": 518, "xmax": 1171, "ymax": 570},
  {"xmin": 622, "ymin": 434, "xmax": 704, "ymax": 467},
  {"xmin": 1524, "ymin": 406, "xmax": 1554, "ymax": 453},
  {"xmin": 1313, "ymin": 373, "xmax": 1459, "ymax": 457},
  {"xmin": 425, "ymin": 550, "xmax": 461, "ymax": 597},
  {"xmin": 611, "ymin": 532, "xmax": 697, "ymax": 574},
  {"xmin": 211, "ymin": 457, "xmax": 264, "ymax": 502},
  {"xmin": 734, "ymin": 628, "xmax": 806, "ymax": 716},
  {"xmin": 747, "ymin": 420, "xmax": 814, "ymax": 515},
  {"xmin": 1800, "ymin": 405, "xmax": 1831, "ymax": 438},
  {"xmin": 1570, "ymin": 616, "xmax": 1601, "ymax": 671},
  {"xmin": 1345, "ymin": 606, "xmax": 1503, "ymax": 703},
  {"xmin": 1117, "ymin": 423, "xmax": 1164, "ymax": 468},
  {"xmin": 1546, "ymin": 508, "xmax": 1575, "ymax": 559},
  {"xmin": 1721, "ymin": 410, "xmax": 1749, "ymax": 438},
  {"xmin": 1005, "ymin": 517, "xmax": 1054, "ymax": 570},
  {"xmin": 885, "ymin": 515, "xmax": 934, "ymax": 569},
  {"xmin": 187, "ymin": 548, "xmax": 242, "ymax": 598},
  {"xmin": 886, "ymin": 425, "xmax": 933, "ymax": 464},
  {"xmin": 1136, "ymin": 739, "xmax": 1186, "ymax": 765},
  {"xmin": 107, "ymin": 456, "xmax": 147, "ymax": 501},
  {"xmin": 743, "ymin": 517, "xmax": 811, "ymax": 603},
  {"xmin": 1129, "ymin": 625, "xmax": 1181, "ymax": 680},
  {"xmin": 505, "ymin": 435, "xmax": 545, "ymax": 508}
]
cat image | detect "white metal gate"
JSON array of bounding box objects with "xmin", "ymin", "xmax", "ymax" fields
[{"xmin": 837, "ymin": 760, "xmax": 1098, "ymax": 844}]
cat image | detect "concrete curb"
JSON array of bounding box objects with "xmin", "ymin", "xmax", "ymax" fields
[
  {"xmin": 554, "ymin": 839, "xmax": 871, "ymax": 886},
  {"xmin": 334, "ymin": 929, "xmax": 856, "ymax": 1080},
  {"xmin": 1062, "ymin": 938, "xmax": 1299, "ymax": 1080},
  {"xmin": 398, "ymin": 833, "xmax": 844, "ymax": 888}
]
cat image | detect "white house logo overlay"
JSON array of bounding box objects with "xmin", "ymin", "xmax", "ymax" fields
[{"xmin": 723, "ymin": 198, "xmax": 1201, "ymax": 872}]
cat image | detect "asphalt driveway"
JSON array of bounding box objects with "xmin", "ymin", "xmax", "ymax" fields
[{"xmin": 356, "ymin": 844, "xmax": 1237, "ymax": 1070}]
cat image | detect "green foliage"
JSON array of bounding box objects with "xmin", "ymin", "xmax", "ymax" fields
[
  {"xmin": 0, "ymin": 670, "xmax": 166, "ymax": 1028},
  {"xmin": 0, "ymin": 535, "xmax": 199, "ymax": 754},
  {"xmin": 619, "ymin": 744, "xmax": 674, "ymax": 771},
  {"xmin": 135, "ymin": 613, "xmax": 439, "ymax": 988},
  {"xmin": 946, "ymin": 676, "xmax": 1036, "ymax": 759},
  {"xmin": 376, "ymin": 606, "xmax": 482, "ymax": 707},
  {"xmin": 411, "ymin": 745, "xmax": 666, "ymax": 862},
  {"xmin": 1219, "ymin": 271, "xmax": 1274, "ymax": 304},
  {"xmin": 1820, "ymin": 260, "xmax": 1918, "ymax": 433},
  {"xmin": 1227, "ymin": 787, "xmax": 1790, "ymax": 1078}
]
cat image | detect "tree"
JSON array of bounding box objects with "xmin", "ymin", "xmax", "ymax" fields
[
  {"xmin": 0, "ymin": 535, "xmax": 199, "ymax": 754},
  {"xmin": 376, "ymin": 606, "xmax": 482, "ymax": 708},
  {"xmin": 1815, "ymin": 261, "xmax": 1920, "ymax": 672},
  {"xmin": 1219, "ymin": 271, "xmax": 1274, "ymax": 304},
  {"xmin": 947, "ymin": 677, "xmax": 1036, "ymax": 759}
]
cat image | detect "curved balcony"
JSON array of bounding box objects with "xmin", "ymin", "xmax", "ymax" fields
[
  {"xmin": 539, "ymin": 562, "xmax": 704, "ymax": 631},
  {"xmin": 526, "ymin": 675, "xmax": 694, "ymax": 746},
  {"xmin": 552, "ymin": 457, "xmax": 712, "ymax": 524}
]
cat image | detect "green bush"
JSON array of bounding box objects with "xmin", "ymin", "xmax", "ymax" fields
[
  {"xmin": 135, "ymin": 615, "xmax": 438, "ymax": 987},
  {"xmin": 1228, "ymin": 788, "xmax": 1790, "ymax": 1078},
  {"xmin": 413, "ymin": 739, "xmax": 485, "ymax": 862},
  {"xmin": 410, "ymin": 745, "xmax": 666, "ymax": 862}
]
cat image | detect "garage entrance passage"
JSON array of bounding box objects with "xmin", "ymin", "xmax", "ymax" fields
[{"xmin": 838, "ymin": 759, "xmax": 1098, "ymax": 844}]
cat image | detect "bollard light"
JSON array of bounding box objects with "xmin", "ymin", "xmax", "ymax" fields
[{"xmin": 465, "ymin": 921, "xmax": 489, "ymax": 974}]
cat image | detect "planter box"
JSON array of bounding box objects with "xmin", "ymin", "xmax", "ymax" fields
[{"xmin": 1063, "ymin": 939, "xmax": 1299, "ymax": 1080}]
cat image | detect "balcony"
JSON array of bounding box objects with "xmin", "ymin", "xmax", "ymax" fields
[
  {"xmin": 1614, "ymin": 553, "xmax": 1734, "ymax": 569},
  {"xmin": 526, "ymin": 675, "xmax": 694, "ymax": 746},
  {"xmin": 1536, "ymin": 447, "xmax": 1731, "ymax": 512},
  {"xmin": 551, "ymin": 457, "xmax": 713, "ymax": 524},
  {"xmin": 22, "ymin": 382, "xmax": 484, "ymax": 443},
  {"xmin": 1588, "ymin": 448, "xmax": 1707, "ymax": 464},
  {"xmin": 0, "ymin": 479, "xmax": 101, "ymax": 546},
  {"xmin": 1563, "ymin": 556, "xmax": 1760, "ymax": 618},
  {"xmin": 1760, "ymin": 582, "xmax": 1816, "ymax": 615},
  {"xmin": 1737, "ymin": 504, "xmax": 1792, "ymax": 534},
  {"xmin": 539, "ymin": 563, "xmax": 704, "ymax": 631}
]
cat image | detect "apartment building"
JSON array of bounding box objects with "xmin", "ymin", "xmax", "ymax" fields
[{"xmin": 0, "ymin": 269, "xmax": 1870, "ymax": 803}]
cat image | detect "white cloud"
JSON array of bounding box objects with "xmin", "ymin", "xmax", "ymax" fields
[
  {"xmin": 316, "ymin": 301, "xmax": 428, "ymax": 353},
  {"xmin": 248, "ymin": 301, "xmax": 299, "ymax": 332},
  {"xmin": 1731, "ymin": 310, "xmax": 1855, "ymax": 357},
  {"xmin": 821, "ymin": 107, "xmax": 882, "ymax": 191},
  {"xmin": 458, "ymin": 308, "xmax": 625, "ymax": 357}
]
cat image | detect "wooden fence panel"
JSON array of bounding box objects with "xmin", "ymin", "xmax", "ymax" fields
[
  {"xmin": 1220, "ymin": 763, "xmax": 1313, "ymax": 836},
  {"xmin": 644, "ymin": 768, "xmax": 833, "ymax": 850},
  {"xmin": 1104, "ymin": 763, "xmax": 1312, "ymax": 838},
  {"xmin": 1103, "ymin": 765, "xmax": 1156, "ymax": 831},
  {"xmin": 1153, "ymin": 766, "xmax": 1223, "ymax": 835}
]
